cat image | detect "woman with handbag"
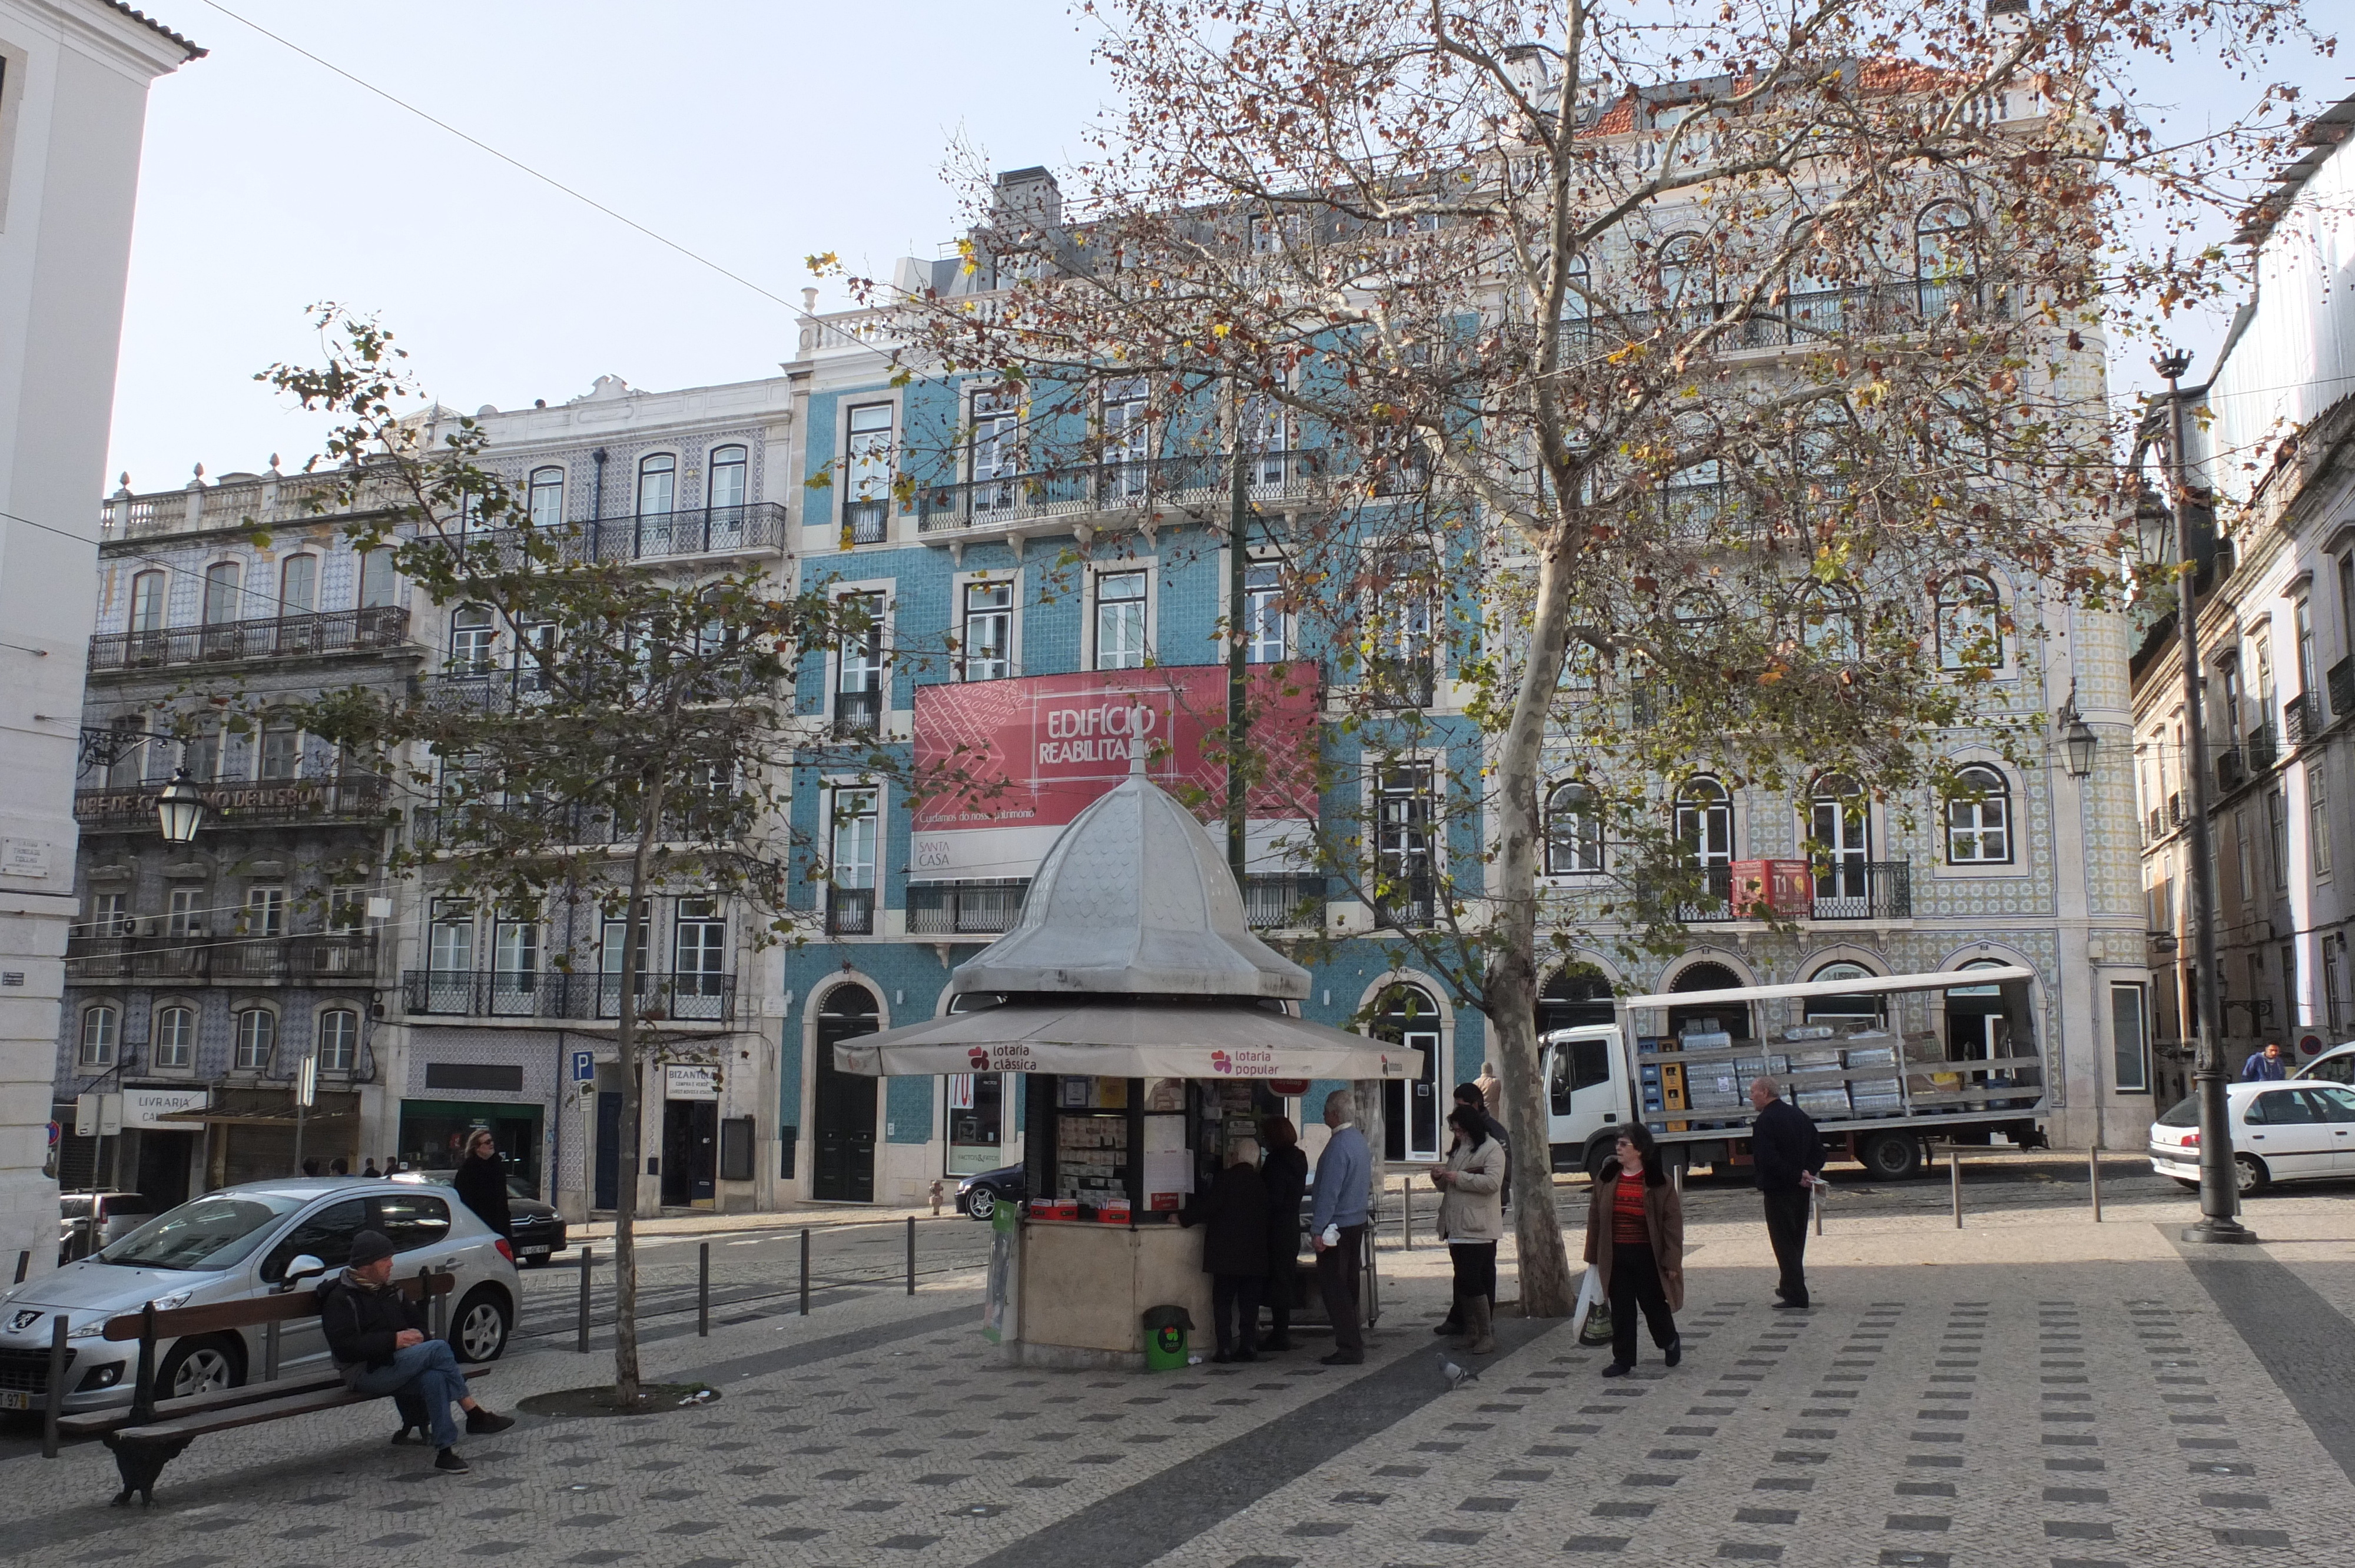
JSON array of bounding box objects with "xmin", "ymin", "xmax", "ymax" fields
[
  {"xmin": 1581, "ymin": 1122, "xmax": 1684, "ymax": 1377},
  {"xmin": 1431, "ymin": 1104, "xmax": 1508, "ymax": 1355}
]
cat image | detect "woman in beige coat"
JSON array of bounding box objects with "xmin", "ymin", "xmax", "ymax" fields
[
  {"xmin": 1581, "ymin": 1121, "xmax": 1685, "ymax": 1377},
  {"xmin": 1431, "ymin": 1104, "xmax": 1508, "ymax": 1354}
]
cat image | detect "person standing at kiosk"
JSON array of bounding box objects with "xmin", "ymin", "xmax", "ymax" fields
[
  {"xmin": 1309, "ymin": 1090, "xmax": 1371, "ymax": 1365},
  {"xmin": 1259, "ymin": 1116, "xmax": 1309, "ymax": 1353}
]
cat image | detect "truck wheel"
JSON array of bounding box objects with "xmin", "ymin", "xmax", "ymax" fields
[{"xmin": 1859, "ymin": 1132, "xmax": 1923, "ymax": 1181}]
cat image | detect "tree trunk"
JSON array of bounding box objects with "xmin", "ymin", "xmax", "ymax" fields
[
  {"xmin": 609, "ymin": 769, "xmax": 668, "ymax": 1405},
  {"xmin": 1488, "ymin": 538, "xmax": 1581, "ymax": 1317}
]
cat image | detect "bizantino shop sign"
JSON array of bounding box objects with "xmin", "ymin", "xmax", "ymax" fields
[{"xmin": 910, "ymin": 666, "xmax": 1317, "ymax": 881}]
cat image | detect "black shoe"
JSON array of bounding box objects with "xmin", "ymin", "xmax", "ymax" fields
[
  {"xmin": 1600, "ymin": 1361, "xmax": 1633, "ymax": 1378},
  {"xmin": 1320, "ymin": 1351, "xmax": 1365, "ymax": 1366},
  {"xmin": 1211, "ymin": 1348, "xmax": 1234, "ymax": 1364},
  {"xmin": 1260, "ymin": 1336, "xmax": 1293, "ymax": 1353},
  {"xmin": 1432, "ymin": 1317, "xmax": 1465, "ymax": 1336},
  {"xmin": 434, "ymin": 1448, "xmax": 471, "ymax": 1474},
  {"xmin": 465, "ymin": 1408, "xmax": 515, "ymax": 1436},
  {"xmin": 1664, "ymin": 1337, "xmax": 1683, "ymax": 1368},
  {"xmin": 390, "ymin": 1424, "xmax": 422, "ymax": 1446},
  {"xmin": 1236, "ymin": 1348, "xmax": 1258, "ymax": 1363},
  {"xmin": 1773, "ymin": 1297, "xmax": 1811, "ymax": 1310}
]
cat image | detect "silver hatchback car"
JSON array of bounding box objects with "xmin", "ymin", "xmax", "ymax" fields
[{"xmin": 0, "ymin": 1178, "xmax": 521, "ymax": 1414}]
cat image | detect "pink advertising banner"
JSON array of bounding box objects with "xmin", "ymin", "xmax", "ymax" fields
[{"xmin": 908, "ymin": 666, "xmax": 1318, "ymax": 880}]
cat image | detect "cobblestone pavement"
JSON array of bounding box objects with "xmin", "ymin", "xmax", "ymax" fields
[{"xmin": 6, "ymin": 1188, "xmax": 2352, "ymax": 1568}]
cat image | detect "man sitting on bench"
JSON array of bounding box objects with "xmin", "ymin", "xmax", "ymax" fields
[{"xmin": 318, "ymin": 1230, "xmax": 512, "ymax": 1473}]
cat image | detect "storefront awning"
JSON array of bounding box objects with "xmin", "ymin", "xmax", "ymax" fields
[{"xmin": 833, "ymin": 999, "xmax": 1422, "ymax": 1081}]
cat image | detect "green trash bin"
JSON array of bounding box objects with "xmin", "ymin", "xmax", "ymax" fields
[{"xmin": 1141, "ymin": 1304, "xmax": 1194, "ymax": 1371}]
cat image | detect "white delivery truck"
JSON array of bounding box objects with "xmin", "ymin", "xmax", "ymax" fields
[{"xmin": 1541, "ymin": 965, "xmax": 2047, "ymax": 1182}]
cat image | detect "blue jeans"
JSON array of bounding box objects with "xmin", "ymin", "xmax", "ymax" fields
[{"xmin": 346, "ymin": 1339, "xmax": 466, "ymax": 1449}]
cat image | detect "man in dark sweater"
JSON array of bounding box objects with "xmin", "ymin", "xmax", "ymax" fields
[
  {"xmin": 1747, "ymin": 1078, "xmax": 1825, "ymax": 1309},
  {"xmin": 317, "ymin": 1230, "xmax": 512, "ymax": 1472}
]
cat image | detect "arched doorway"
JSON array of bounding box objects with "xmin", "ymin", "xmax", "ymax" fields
[
  {"xmin": 1945, "ymin": 960, "xmax": 2011, "ymax": 1062},
  {"xmin": 813, "ymin": 984, "xmax": 881, "ymax": 1201},
  {"xmin": 1539, "ymin": 963, "xmax": 1616, "ymax": 1037},
  {"xmin": 1805, "ymin": 961, "xmax": 1886, "ymax": 1029},
  {"xmin": 1667, "ymin": 959, "xmax": 1751, "ymax": 1041},
  {"xmin": 1373, "ymin": 983, "xmax": 1442, "ymax": 1162}
]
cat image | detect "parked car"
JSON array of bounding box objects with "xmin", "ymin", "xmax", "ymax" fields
[
  {"xmin": 58, "ymin": 1191, "xmax": 155, "ymax": 1265},
  {"xmin": 390, "ymin": 1170, "xmax": 568, "ymax": 1265},
  {"xmin": 2150, "ymin": 1082, "xmax": 2355, "ymax": 1194},
  {"xmin": 2295, "ymin": 1041, "xmax": 2355, "ymax": 1087},
  {"xmin": 0, "ymin": 1178, "xmax": 520, "ymax": 1415},
  {"xmin": 956, "ymin": 1164, "xmax": 1026, "ymax": 1221}
]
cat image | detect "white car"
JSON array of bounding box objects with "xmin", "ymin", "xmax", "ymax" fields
[
  {"xmin": 0, "ymin": 1177, "xmax": 520, "ymax": 1414},
  {"xmin": 2150, "ymin": 1081, "xmax": 2355, "ymax": 1194},
  {"xmin": 2295, "ymin": 1041, "xmax": 2355, "ymax": 1087}
]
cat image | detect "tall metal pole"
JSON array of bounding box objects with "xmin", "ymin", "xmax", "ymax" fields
[
  {"xmin": 2158, "ymin": 351, "xmax": 2257, "ymax": 1245},
  {"xmin": 1226, "ymin": 403, "xmax": 1251, "ymax": 883}
]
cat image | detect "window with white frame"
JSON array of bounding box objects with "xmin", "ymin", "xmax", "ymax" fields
[
  {"xmin": 1242, "ymin": 394, "xmax": 1290, "ymax": 487},
  {"xmin": 152, "ymin": 1004, "xmax": 194, "ymax": 1069},
  {"xmin": 1376, "ymin": 762, "xmax": 1435, "ymax": 925},
  {"xmin": 2110, "ymin": 981, "xmax": 2150, "ymax": 1092},
  {"xmin": 245, "ymin": 886, "xmax": 286, "ymax": 938},
  {"xmin": 706, "ymin": 445, "xmax": 747, "ymax": 511},
  {"xmin": 1244, "ymin": 563, "xmax": 1286, "ymax": 664},
  {"xmin": 233, "ymin": 1007, "xmax": 276, "ymax": 1071},
  {"xmin": 258, "ymin": 716, "xmax": 301, "ymax": 781},
  {"xmin": 278, "ymin": 554, "xmax": 318, "ymax": 615},
  {"xmin": 2236, "ymin": 807, "xmax": 2256, "ymax": 901},
  {"xmin": 847, "ymin": 403, "xmax": 894, "ymax": 513},
  {"xmin": 1094, "ymin": 570, "xmax": 1149, "ymax": 670},
  {"xmin": 968, "ymin": 391, "xmax": 1021, "ymax": 513},
  {"xmin": 1945, "ymin": 764, "xmax": 2013, "ymax": 864},
  {"xmin": 2313, "ymin": 768, "xmax": 2334, "ymax": 878},
  {"xmin": 167, "ymin": 886, "xmax": 204, "ymax": 939},
  {"xmin": 86, "ymin": 891, "xmax": 130, "ymax": 938},
  {"xmin": 1676, "ymin": 778, "xmax": 1734, "ymax": 871},
  {"xmin": 359, "ymin": 547, "xmax": 397, "ymax": 609},
  {"xmin": 835, "ymin": 590, "xmax": 885, "ymax": 730},
  {"xmin": 2268, "ymin": 789, "xmax": 2288, "ymax": 891},
  {"xmin": 203, "ymin": 560, "xmax": 243, "ymax": 625},
  {"xmin": 328, "ymin": 885, "xmax": 366, "ymax": 934},
  {"xmin": 675, "ymin": 897, "xmax": 727, "ymax": 995},
  {"xmin": 449, "ymin": 606, "xmax": 496, "ymax": 673},
  {"xmin": 492, "ymin": 910, "xmax": 538, "ymax": 1011},
  {"xmin": 1935, "ymin": 573, "xmax": 2002, "ymax": 669},
  {"xmin": 636, "ymin": 452, "xmax": 676, "ymax": 517},
  {"xmin": 1101, "ymin": 378, "xmax": 1149, "ymax": 496},
  {"xmin": 316, "ymin": 1008, "xmax": 359, "ymax": 1074},
  {"xmin": 528, "ymin": 466, "xmax": 565, "ymax": 529},
  {"xmin": 1545, "ymin": 781, "xmax": 1604, "ymax": 874},
  {"xmin": 428, "ymin": 899, "xmax": 473, "ymax": 973},
  {"xmin": 961, "ymin": 579, "xmax": 1013, "ymax": 681},
  {"xmin": 831, "ymin": 790, "xmax": 878, "ymax": 891},
  {"xmin": 130, "ymin": 570, "xmax": 167, "ymax": 632},
  {"xmin": 79, "ymin": 1004, "xmax": 119, "ymax": 1067}
]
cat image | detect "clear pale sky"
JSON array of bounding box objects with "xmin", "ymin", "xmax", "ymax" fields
[{"xmin": 105, "ymin": 1, "xmax": 2345, "ymax": 493}]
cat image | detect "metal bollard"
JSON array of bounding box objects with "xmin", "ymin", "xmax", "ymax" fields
[
  {"xmin": 1401, "ymin": 1178, "xmax": 1412, "ymax": 1251},
  {"xmin": 1812, "ymin": 1180, "xmax": 1824, "ymax": 1237},
  {"xmin": 905, "ymin": 1215, "xmax": 916, "ymax": 1296},
  {"xmin": 41, "ymin": 1313, "xmax": 67, "ymax": 1459},
  {"xmin": 1949, "ymin": 1148, "xmax": 1963, "ymax": 1229},
  {"xmin": 577, "ymin": 1247, "xmax": 593, "ymax": 1353},
  {"xmin": 2088, "ymin": 1147, "xmax": 2104, "ymax": 1223},
  {"xmin": 800, "ymin": 1227, "xmax": 811, "ymax": 1316},
  {"xmin": 698, "ymin": 1241, "xmax": 711, "ymax": 1336},
  {"xmin": 428, "ymin": 1267, "xmax": 447, "ymax": 1341},
  {"xmin": 264, "ymin": 1317, "xmax": 281, "ymax": 1382}
]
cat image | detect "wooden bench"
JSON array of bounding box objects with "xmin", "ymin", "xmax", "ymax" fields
[{"xmin": 58, "ymin": 1269, "xmax": 479, "ymax": 1506}]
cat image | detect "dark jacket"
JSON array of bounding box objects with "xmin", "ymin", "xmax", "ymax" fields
[
  {"xmin": 453, "ymin": 1152, "xmax": 513, "ymax": 1238},
  {"xmin": 317, "ymin": 1273, "xmax": 426, "ymax": 1370},
  {"xmin": 1182, "ymin": 1161, "xmax": 1271, "ymax": 1276},
  {"xmin": 1751, "ymin": 1097, "xmax": 1826, "ymax": 1193},
  {"xmin": 2241, "ymin": 1051, "xmax": 2287, "ymax": 1082},
  {"xmin": 1259, "ymin": 1144, "xmax": 1309, "ymax": 1271},
  {"xmin": 1581, "ymin": 1158, "xmax": 1686, "ymax": 1311}
]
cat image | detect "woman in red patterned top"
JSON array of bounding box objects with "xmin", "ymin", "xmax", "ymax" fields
[{"xmin": 1581, "ymin": 1122, "xmax": 1686, "ymax": 1377}]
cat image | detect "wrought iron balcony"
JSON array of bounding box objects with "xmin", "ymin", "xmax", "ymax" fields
[
  {"xmin": 1371, "ymin": 870, "xmax": 1435, "ymax": 931},
  {"xmin": 1634, "ymin": 863, "xmax": 1739, "ymax": 922},
  {"xmin": 827, "ymin": 888, "xmax": 875, "ymax": 935},
  {"xmin": 2245, "ymin": 723, "xmax": 2277, "ymax": 772},
  {"xmin": 422, "ymin": 659, "xmax": 769, "ymax": 715},
  {"xmin": 905, "ymin": 880, "xmax": 1026, "ymax": 936},
  {"xmin": 1363, "ymin": 655, "xmax": 1437, "ymax": 709},
  {"xmin": 1809, "ymin": 861, "xmax": 1912, "ymax": 921},
  {"xmin": 914, "ymin": 450, "xmax": 1329, "ymax": 534},
  {"xmin": 2331, "ymin": 657, "xmax": 2355, "ymax": 721},
  {"xmin": 66, "ymin": 932, "xmax": 379, "ymax": 984},
  {"xmin": 89, "ymin": 606, "xmax": 410, "ymax": 673},
  {"xmin": 1560, "ymin": 280, "xmax": 2011, "ymax": 354},
  {"xmin": 422, "ymin": 504, "xmax": 788, "ymax": 566},
  {"xmin": 410, "ymin": 795, "xmax": 749, "ymax": 852},
  {"xmin": 74, "ymin": 774, "xmax": 390, "ymax": 833},
  {"xmin": 832, "ymin": 688, "xmax": 884, "ymax": 738},
  {"xmin": 841, "ymin": 499, "xmax": 890, "ymax": 546},
  {"xmin": 2215, "ymin": 748, "xmax": 2245, "ymax": 792},
  {"xmin": 2283, "ymin": 693, "xmax": 2318, "ymax": 750},
  {"xmin": 1243, "ymin": 873, "xmax": 1327, "ymax": 931},
  {"xmin": 400, "ymin": 968, "xmax": 734, "ymax": 1023}
]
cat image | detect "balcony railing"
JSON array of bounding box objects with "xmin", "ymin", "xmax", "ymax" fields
[
  {"xmin": 2283, "ymin": 693, "xmax": 2317, "ymax": 750},
  {"xmin": 422, "ymin": 505, "xmax": 789, "ymax": 566},
  {"xmin": 400, "ymin": 969, "xmax": 734, "ymax": 1023},
  {"xmin": 841, "ymin": 499, "xmax": 890, "ymax": 546},
  {"xmin": 75, "ymin": 774, "xmax": 390, "ymax": 832},
  {"xmin": 905, "ymin": 880, "xmax": 1026, "ymax": 936},
  {"xmin": 1561, "ymin": 281, "xmax": 2012, "ymax": 354},
  {"xmin": 2215, "ymin": 748, "xmax": 2245, "ymax": 793},
  {"xmin": 1371, "ymin": 869, "xmax": 1435, "ymax": 930},
  {"xmin": 410, "ymin": 796, "xmax": 749, "ymax": 852},
  {"xmin": 422, "ymin": 660, "xmax": 768, "ymax": 715},
  {"xmin": 1244, "ymin": 873, "xmax": 1327, "ymax": 931},
  {"xmin": 1809, "ymin": 861, "xmax": 1912, "ymax": 921},
  {"xmin": 832, "ymin": 688, "xmax": 884, "ymax": 738},
  {"xmin": 2245, "ymin": 723, "xmax": 2277, "ymax": 773},
  {"xmin": 66, "ymin": 932, "xmax": 379, "ymax": 984},
  {"xmin": 914, "ymin": 450, "xmax": 1329, "ymax": 534},
  {"xmin": 2331, "ymin": 657, "xmax": 2355, "ymax": 721},
  {"xmin": 827, "ymin": 888, "xmax": 875, "ymax": 935},
  {"xmin": 1362, "ymin": 655, "xmax": 1437, "ymax": 709},
  {"xmin": 89, "ymin": 606, "xmax": 410, "ymax": 673}
]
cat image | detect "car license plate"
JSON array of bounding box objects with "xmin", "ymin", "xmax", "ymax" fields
[
  {"xmin": 522, "ymin": 1245, "xmax": 549, "ymax": 1256},
  {"xmin": 0, "ymin": 1389, "xmax": 31, "ymax": 1410}
]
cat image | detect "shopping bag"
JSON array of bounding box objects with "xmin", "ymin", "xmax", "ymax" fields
[
  {"xmin": 1578, "ymin": 1303, "xmax": 1616, "ymax": 1347},
  {"xmin": 1567, "ymin": 1264, "xmax": 1603, "ymax": 1339}
]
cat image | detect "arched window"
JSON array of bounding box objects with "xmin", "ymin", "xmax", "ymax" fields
[
  {"xmin": 527, "ymin": 466, "xmax": 565, "ymax": 529},
  {"xmin": 449, "ymin": 605, "xmax": 496, "ymax": 673},
  {"xmin": 1946, "ymin": 763, "xmax": 2013, "ymax": 864},
  {"xmin": 1545, "ymin": 781, "xmax": 1604, "ymax": 874},
  {"xmin": 202, "ymin": 560, "xmax": 243, "ymax": 626},
  {"xmin": 316, "ymin": 1007, "xmax": 360, "ymax": 1073},
  {"xmin": 1667, "ymin": 958, "xmax": 1749, "ymax": 1041},
  {"xmin": 152, "ymin": 1004, "xmax": 195, "ymax": 1070},
  {"xmin": 1805, "ymin": 960, "xmax": 1886, "ymax": 1026},
  {"xmin": 130, "ymin": 569, "xmax": 167, "ymax": 633},
  {"xmin": 1793, "ymin": 580, "xmax": 1862, "ymax": 660},
  {"xmin": 707, "ymin": 446, "xmax": 748, "ymax": 511},
  {"xmin": 1809, "ymin": 773, "xmax": 1871, "ymax": 906},
  {"xmin": 278, "ymin": 554, "xmax": 318, "ymax": 615},
  {"xmin": 1915, "ymin": 201, "xmax": 1977, "ymax": 314},
  {"xmin": 1935, "ymin": 572, "xmax": 2003, "ymax": 669},
  {"xmin": 1674, "ymin": 778, "xmax": 1733, "ymax": 870},
  {"xmin": 233, "ymin": 1006, "xmax": 276, "ymax": 1071},
  {"xmin": 636, "ymin": 453, "xmax": 676, "ymax": 518},
  {"xmin": 1658, "ymin": 232, "xmax": 1713, "ymax": 326},
  {"xmin": 79, "ymin": 1004, "xmax": 120, "ymax": 1067}
]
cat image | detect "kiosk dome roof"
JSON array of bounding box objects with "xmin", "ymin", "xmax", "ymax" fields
[{"xmin": 949, "ymin": 768, "xmax": 1310, "ymax": 999}]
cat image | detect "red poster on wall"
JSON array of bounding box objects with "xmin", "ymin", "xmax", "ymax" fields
[{"xmin": 909, "ymin": 665, "xmax": 1318, "ymax": 881}]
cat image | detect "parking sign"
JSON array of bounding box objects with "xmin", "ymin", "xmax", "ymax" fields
[{"xmin": 572, "ymin": 1049, "xmax": 595, "ymax": 1084}]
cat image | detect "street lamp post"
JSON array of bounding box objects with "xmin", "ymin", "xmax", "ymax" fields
[
  {"xmin": 154, "ymin": 769, "xmax": 207, "ymax": 845},
  {"xmin": 2154, "ymin": 350, "xmax": 2257, "ymax": 1245}
]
